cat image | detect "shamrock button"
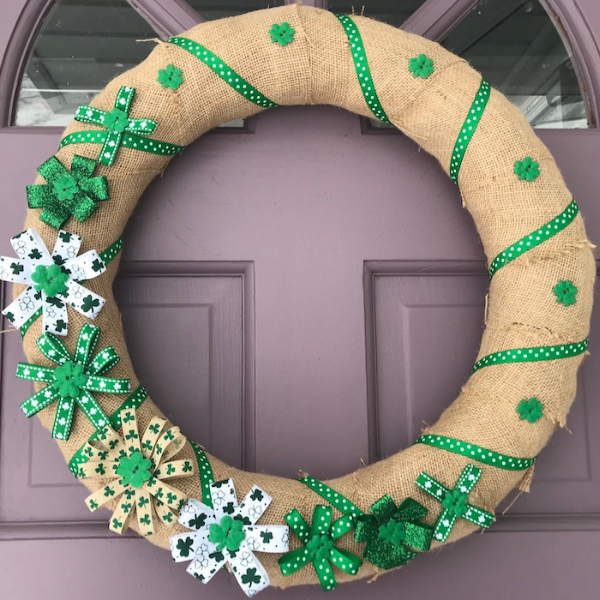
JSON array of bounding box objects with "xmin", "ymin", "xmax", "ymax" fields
[
  {"xmin": 517, "ymin": 397, "xmax": 544, "ymax": 423},
  {"xmin": 31, "ymin": 264, "xmax": 68, "ymax": 297},
  {"xmin": 270, "ymin": 22, "xmax": 295, "ymax": 46},
  {"xmin": 514, "ymin": 156, "xmax": 540, "ymax": 181},
  {"xmin": 378, "ymin": 519, "xmax": 406, "ymax": 545},
  {"xmin": 52, "ymin": 360, "xmax": 87, "ymax": 399},
  {"xmin": 116, "ymin": 450, "xmax": 153, "ymax": 488},
  {"xmin": 158, "ymin": 64, "xmax": 184, "ymax": 90},
  {"xmin": 104, "ymin": 107, "xmax": 130, "ymax": 133},
  {"xmin": 409, "ymin": 54, "xmax": 434, "ymax": 78},
  {"xmin": 53, "ymin": 174, "xmax": 79, "ymax": 202},
  {"xmin": 441, "ymin": 488, "xmax": 469, "ymax": 518},
  {"xmin": 306, "ymin": 533, "xmax": 334, "ymax": 561},
  {"xmin": 553, "ymin": 280, "xmax": 578, "ymax": 306}
]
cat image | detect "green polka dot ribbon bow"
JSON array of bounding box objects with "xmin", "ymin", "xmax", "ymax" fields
[
  {"xmin": 415, "ymin": 464, "xmax": 495, "ymax": 543},
  {"xmin": 354, "ymin": 495, "xmax": 434, "ymax": 569},
  {"xmin": 16, "ymin": 323, "xmax": 130, "ymax": 440},
  {"xmin": 170, "ymin": 479, "xmax": 289, "ymax": 597},
  {"xmin": 78, "ymin": 407, "xmax": 193, "ymax": 535},
  {"xmin": 27, "ymin": 155, "xmax": 109, "ymax": 229},
  {"xmin": 278, "ymin": 505, "xmax": 363, "ymax": 591},
  {"xmin": 0, "ymin": 229, "xmax": 108, "ymax": 336}
]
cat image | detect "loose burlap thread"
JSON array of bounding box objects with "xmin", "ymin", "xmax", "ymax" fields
[{"xmin": 15, "ymin": 4, "xmax": 595, "ymax": 588}]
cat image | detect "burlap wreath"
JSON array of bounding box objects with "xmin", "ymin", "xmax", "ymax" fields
[{"xmin": 13, "ymin": 3, "xmax": 595, "ymax": 590}]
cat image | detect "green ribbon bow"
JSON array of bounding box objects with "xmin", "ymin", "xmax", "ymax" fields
[
  {"xmin": 73, "ymin": 86, "xmax": 157, "ymax": 166},
  {"xmin": 354, "ymin": 495, "xmax": 433, "ymax": 569},
  {"xmin": 415, "ymin": 464, "xmax": 495, "ymax": 543},
  {"xmin": 26, "ymin": 155, "xmax": 110, "ymax": 229},
  {"xmin": 278, "ymin": 505, "xmax": 362, "ymax": 592},
  {"xmin": 16, "ymin": 323, "xmax": 131, "ymax": 440}
]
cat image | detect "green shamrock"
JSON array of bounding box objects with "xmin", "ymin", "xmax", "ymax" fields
[
  {"xmin": 188, "ymin": 513, "xmax": 206, "ymax": 529},
  {"xmin": 241, "ymin": 567, "xmax": 261, "ymax": 587},
  {"xmin": 116, "ymin": 450, "xmax": 152, "ymax": 488},
  {"xmin": 81, "ymin": 295, "xmax": 101, "ymax": 313},
  {"xmin": 176, "ymin": 536, "xmax": 194, "ymax": 557},
  {"xmin": 53, "ymin": 174, "xmax": 79, "ymax": 201},
  {"xmin": 553, "ymin": 280, "xmax": 578, "ymax": 306},
  {"xmin": 269, "ymin": 22, "xmax": 295, "ymax": 46},
  {"xmin": 11, "ymin": 262, "xmax": 24, "ymax": 275},
  {"xmin": 306, "ymin": 534, "xmax": 334, "ymax": 561},
  {"xmin": 52, "ymin": 360, "xmax": 87, "ymax": 399},
  {"xmin": 31, "ymin": 264, "xmax": 69, "ymax": 297},
  {"xmin": 103, "ymin": 107, "xmax": 129, "ymax": 133},
  {"xmin": 260, "ymin": 531, "xmax": 273, "ymax": 544},
  {"xmin": 250, "ymin": 489, "xmax": 263, "ymax": 501},
  {"xmin": 157, "ymin": 64, "xmax": 184, "ymax": 90},
  {"xmin": 408, "ymin": 54, "xmax": 434, "ymax": 78},
  {"xmin": 517, "ymin": 397, "xmax": 544, "ymax": 423},
  {"xmin": 378, "ymin": 519, "xmax": 406, "ymax": 545},
  {"xmin": 514, "ymin": 156, "xmax": 540, "ymax": 181},
  {"xmin": 441, "ymin": 488, "xmax": 469, "ymax": 518},
  {"xmin": 209, "ymin": 515, "xmax": 246, "ymax": 552}
]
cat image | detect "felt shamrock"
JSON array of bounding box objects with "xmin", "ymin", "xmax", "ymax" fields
[
  {"xmin": 409, "ymin": 53, "xmax": 434, "ymax": 78},
  {"xmin": 158, "ymin": 64, "xmax": 184, "ymax": 90},
  {"xmin": 553, "ymin": 280, "xmax": 578, "ymax": 306},
  {"xmin": 269, "ymin": 22, "xmax": 295, "ymax": 46},
  {"xmin": 517, "ymin": 397, "xmax": 545, "ymax": 423},
  {"xmin": 514, "ymin": 156, "xmax": 540, "ymax": 181}
]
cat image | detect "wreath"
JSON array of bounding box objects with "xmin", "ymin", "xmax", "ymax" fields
[{"xmin": 2, "ymin": 4, "xmax": 595, "ymax": 595}]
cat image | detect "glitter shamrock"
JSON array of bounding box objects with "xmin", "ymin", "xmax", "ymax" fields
[
  {"xmin": 514, "ymin": 156, "xmax": 540, "ymax": 181},
  {"xmin": 16, "ymin": 324, "xmax": 130, "ymax": 440},
  {"xmin": 0, "ymin": 229, "xmax": 107, "ymax": 336},
  {"xmin": 170, "ymin": 479, "xmax": 288, "ymax": 597},
  {"xmin": 269, "ymin": 22, "xmax": 295, "ymax": 46},
  {"xmin": 408, "ymin": 54, "xmax": 434, "ymax": 78},
  {"xmin": 517, "ymin": 397, "xmax": 545, "ymax": 423},
  {"xmin": 553, "ymin": 280, "xmax": 578, "ymax": 306},
  {"xmin": 78, "ymin": 407, "xmax": 194, "ymax": 535},
  {"xmin": 157, "ymin": 64, "xmax": 184, "ymax": 90}
]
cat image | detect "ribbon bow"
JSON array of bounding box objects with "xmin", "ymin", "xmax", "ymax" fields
[
  {"xmin": 0, "ymin": 229, "xmax": 108, "ymax": 336},
  {"xmin": 354, "ymin": 495, "xmax": 433, "ymax": 569},
  {"xmin": 78, "ymin": 407, "xmax": 193, "ymax": 535},
  {"xmin": 16, "ymin": 323, "xmax": 130, "ymax": 440},
  {"xmin": 416, "ymin": 464, "xmax": 495, "ymax": 542},
  {"xmin": 278, "ymin": 505, "xmax": 362, "ymax": 592},
  {"xmin": 27, "ymin": 155, "xmax": 110, "ymax": 229},
  {"xmin": 170, "ymin": 479, "xmax": 289, "ymax": 597},
  {"xmin": 74, "ymin": 86, "xmax": 156, "ymax": 165}
]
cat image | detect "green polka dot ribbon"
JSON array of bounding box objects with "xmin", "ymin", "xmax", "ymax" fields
[
  {"xmin": 298, "ymin": 475, "xmax": 364, "ymax": 517},
  {"xmin": 16, "ymin": 323, "xmax": 131, "ymax": 440},
  {"xmin": 449, "ymin": 78, "xmax": 491, "ymax": 184},
  {"xmin": 68, "ymin": 385, "xmax": 148, "ymax": 476},
  {"xmin": 335, "ymin": 14, "xmax": 390, "ymax": 123},
  {"xmin": 18, "ymin": 235, "xmax": 124, "ymax": 338},
  {"xmin": 488, "ymin": 198, "xmax": 579, "ymax": 279},
  {"xmin": 278, "ymin": 505, "xmax": 362, "ymax": 591},
  {"xmin": 415, "ymin": 434, "xmax": 536, "ymax": 470},
  {"xmin": 415, "ymin": 464, "xmax": 495, "ymax": 543},
  {"xmin": 472, "ymin": 338, "xmax": 588, "ymax": 373},
  {"xmin": 168, "ymin": 37, "xmax": 278, "ymax": 109},
  {"xmin": 190, "ymin": 440, "xmax": 215, "ymax": 508},
  {"xmin": 61, "ymin": 85, "xmax": 184, "ymax": 165}
]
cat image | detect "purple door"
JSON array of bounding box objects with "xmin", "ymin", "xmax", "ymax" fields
[{"xmin": 1, "ymin": 1, "xmax": 599, "ymax": 598}]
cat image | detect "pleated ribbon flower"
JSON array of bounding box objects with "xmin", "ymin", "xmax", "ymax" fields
[
  {"xmin": 278, "ymin": 505, "xmax": 362, "ymax": 591},
  {"xmin": 78, "ymin": 407, "xmax": 194, "ymax": 535},
  {"xmin": 0, "ymin": 228, "xmax": 107, "ymax": 336},
  {"xmin": 170, "ymin": 479, "xmax": 289, "ymax": 597},
  {"xmin": 16, "ymin": 323, "xmax": 130, "ymax": 440},
  {"xmin": 354, "ymin": 495, "xmax": 434, "ymax": 569}
]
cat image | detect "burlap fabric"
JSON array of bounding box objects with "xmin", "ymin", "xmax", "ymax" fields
[{"xmin": 16, "ymin": 4, "xmax": 595, "ymax": 588}]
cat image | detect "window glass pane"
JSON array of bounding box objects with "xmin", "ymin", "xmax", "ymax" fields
[
  {"xmin": 14, "ymin": 0, "xmax": 158, "ymax": 127},
  {"xmin": 326, "ymin": 1, "xmax": 428, "ymax": 27},
  {"xmin": 442, "ymin": 0, "xmax": 589, "ymax": 129},
  {"xmin": 183, "ymin": 0, "xmax": 284, "ymax": 21}
]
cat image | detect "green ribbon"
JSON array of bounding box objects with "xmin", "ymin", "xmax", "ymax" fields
[
  {"xmin": 27, "ymin": 155, "xmax": 110, "ymax": 229},
  {"xmin": 334, "ymin": 14, "xmax": 390, "ymax": 123},
  {"xmin": 168, "ymin": 36, "xmax": 278, "ymax": 109},
  {"xmin": 415, "ymin": 464, "xmax": 495, "ymax": 543},
  {"xmin": 415, "ymin": 434, "xmax": 536, "ymax": 470},
  {"xmin": 68, "ymin": 385, "xmax": 148, "ymax": 476},
  {"xmin": 278, "ymin": 505, "xmax": 362, "ymax": 591},
  {"xmin": 472, "ymin": 338, "xmax": 588, "ymax": 373},
  {"xmin": 449, "ymin": 78, "xmax": 491, "ymax": 185},
  {"xmin": 355, "ymin": 495, "xmax": 433, "ymax": 569},
  {"xmin": 16, "ymin": 323, "xmax": 131, "ymax": 441},
  {"xmin": 190, "ymin": 440, "xmax": 215, "ymax": 508},
  {"xmin": 298, "ymin": 475, "xmax": 364, "ymax": 518},
  {"xmin": 488, "ymin": 198, "xmax": 579, "ymax": 278}
]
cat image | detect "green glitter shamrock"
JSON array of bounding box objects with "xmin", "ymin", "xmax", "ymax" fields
[
  {"xmin": 116, "ymin": 450, "xmax": 153, "ymax": 488},
  {"xmin": 269, "ymin": 22, "xmax": 295, "ymax": 46},
  {"xmin": 408, "ymin": 54, "xmax": 434, "ymax": 79},
  {"xmin": 209, "ymin": 515, "xmax": 246, "ymax": 552},
  {"xmin": 517, "ymin": 397, "xmax": 544, "ymax": 423},
  {"xmin": 514, "ymin": 156, "xmax": 540, "ymax": 181},
  {"xmin": 30, "ymin": 264, "xmax": 69, "ymax": 297},
  {"xmin": 158, "ymin": 64, "xmax": 184, "ymax": 90},
  {"xmin": 553, "ymin": 280, "xmax": 578, "ymax": 306}
]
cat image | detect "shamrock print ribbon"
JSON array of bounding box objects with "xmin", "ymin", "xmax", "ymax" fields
[
  {"xmin": 78, "ymin": 407, "xmax": 193, "ymax": 535},
  {"xmin": 415, "ymin": 464, "xmax": 495, "ymax": 543},
  {"xmin": 170, "ymin": 479, "xmax": 289, "ymax": 597},
  {"xmin": 354, "ymin": 495, "xmax": 433, "ymax": 569},
  {"xmin": 278, "ymin": 505, "xmax": 362, "ymax": 591},
  {"xmin": 27, "ymin": 155, "xmax": 110, "ymax": 229},
  {"xmin": 16, "ymin": 323, "xmax": 130, "ymax": 440},
  {"xmin": 0, "ymin": 229, "xmax": 107, "ymax": 336}
]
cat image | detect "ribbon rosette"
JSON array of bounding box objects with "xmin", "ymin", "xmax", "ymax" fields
[
  {"xmin": 78, "ymin": 407, "xmax": 194, "ymax": 535},
  {"xmin": 0, "ymin": 228, "xmax": 107, "ymax": 336},
  {"xmin": 354, "ymin": 495, "xmax": 433, "ymax": 569},
  {"xmin": 170, "ymin": 479, "xmax": 289, "ymax": 597},
  {"xmin": 416, "ymin": 464, "xmax": 495, "ymax": 543},
  {"xmin": 16, "ymin": 323, "xmax": 130, "ymax": 440},
  {"xmin": 278, "ymin": 505, "xmax": 362, "ymax": 591}
]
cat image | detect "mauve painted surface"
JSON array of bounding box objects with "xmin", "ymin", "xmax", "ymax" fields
[{"xmin": 1, "ymin": 1, "xmax": 600, "ymax": 599}]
